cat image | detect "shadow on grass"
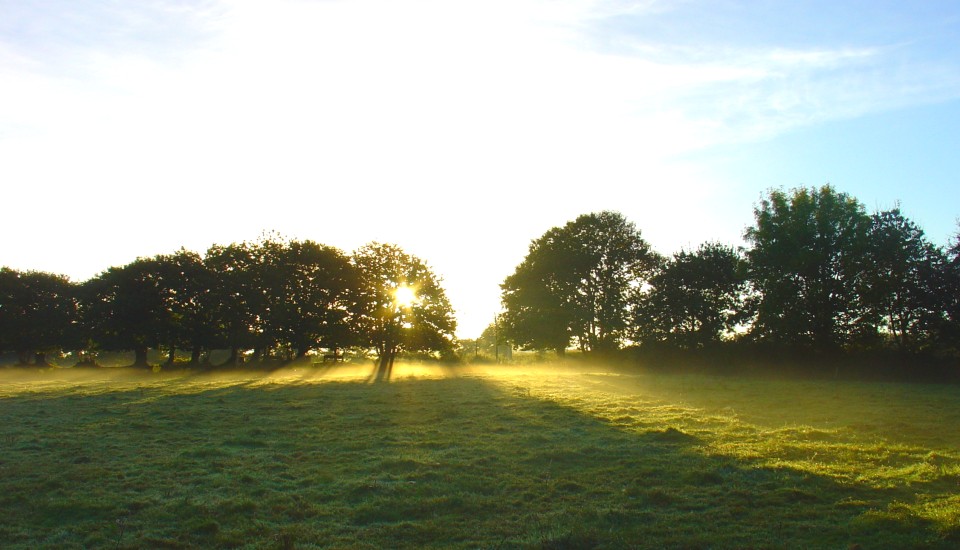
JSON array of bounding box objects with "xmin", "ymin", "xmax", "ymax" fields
[{"xmin": 0, "ymin": 375, "xmax": 955, "ymax": 548}]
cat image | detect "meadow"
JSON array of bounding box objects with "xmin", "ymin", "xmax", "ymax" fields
[{"xmin": 1, "ymin": 362, "xmax": 959, "ymax": 549}]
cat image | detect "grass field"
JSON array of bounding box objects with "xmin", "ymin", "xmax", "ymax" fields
[{"xmin": 1, "ymin": 362, "xmax": 959, "ymax": 548}]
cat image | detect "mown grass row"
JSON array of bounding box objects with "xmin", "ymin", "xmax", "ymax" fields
[{"xmin": 0, "ymin": 364, "xmax": 958, "ymax": 548}]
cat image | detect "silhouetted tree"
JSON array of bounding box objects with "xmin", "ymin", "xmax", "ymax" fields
[
  {"xmin": 222, "ymin": 235, "xmax": 360, "ymax": 361},
  {"xmin": 0, "ymin": 268, "xmax": 78, "ymax": 365},
  {"xmin": 270, "ymin": 240, "xmax": 359, "ymax": 358},
  {"xmin": 459, "ymin": 318, "xmax": 509, "ymax": 361},
  {"xmin": 152, "ymin": 249, "xmax": 217, "ymax": 365},
  {"xmin": 351, "ymin": 242, "xmax": 457, "ymax": 378},
  {"xmin": 250, "ymin": 235, "xmax": 289, "ymax": 359},
  {"xmin": 502, "ymin": 211, "xmax": 656, "ymax": 354},
  {"xmin": 205, "ymin": 241, "xmax": 261, "ymax": 365},
  {"xmin": 81, "ymin": 258, "xmax": 169, "ymax": 367},
  {"xmin": 942, "ymin": 225, "xmax": 960, "ymax": 352},
  {"xmin": 634, "ymin": 242, "xmax": 749, "ymax": 349},
  {"xmin": 861, "ymin": 209, "xmax": 948, "ymax": 352},
  {"xmin": 480, "ymin": 318, "xmax": 508, "ymax": 358},
  {"xmin": 745, "ymin": 186, "xmax": 873, "ymax": 351}
]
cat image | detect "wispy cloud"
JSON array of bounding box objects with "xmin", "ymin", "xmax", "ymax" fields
[{"xmin": 574, "ymin": 0, "xmax": 960, "ymax": 142}]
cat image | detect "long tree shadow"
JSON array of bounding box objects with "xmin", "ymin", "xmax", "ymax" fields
[
  {"xmin": 370, "ymin": 361, "xmax": 393, "ymax": 383},
  {"xmin": 0, "ymin": 375, "xmax": 956, "ymax": 548}
]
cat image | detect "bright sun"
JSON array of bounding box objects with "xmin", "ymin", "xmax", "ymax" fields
[{"xmin": 394, "ymin": 285, "xmax": 418, "ymax": 307}]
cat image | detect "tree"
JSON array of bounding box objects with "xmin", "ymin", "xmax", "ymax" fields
[
  {"xmin": 269, "ymin": 239, "xmax": 359, "ymax": 358},
  {"xmin": 861, "ymin": 208, "xmax": 948, "ymax": 352},
  {"xmin": 634, "ymin": 242, "xmax": 749, "ymax": 349},
  {"xmin": 501, "ymin": 211, "xmax": 655, "ymax": 354},
  {"xmin": 480, "ymin": 318, "xmax": 510, "ymax": 359},
  {"xmin": 351, "ymin": 242, "xmax": 457, "ymax": 379},
  {"xmin": 0, "ymin": 268, "xmax": 79, "ymax": 365},
  {"xmin": 81, "ymin": 258, "xmax": 170, "ymax": 367},
  {"xmin": 942, "ymin": 224, "xmax": 960, "ymax": 352},
  {"xmin": 205, "ymin": 241, "xmax": 262, "ymax": 364},
  {"xmin": 460, "ymin": 318, "xmax": 509, "ymax": 362},
  {"xmin": 744, "ymin": 186, "xmax": 873, "ymax": 350},
  {"xmin": 224, "ymin": 235, "xmax": 361, "ymax": 361},
  {"xmin": 153, "ymin": 249, "xmax": 217, "ymax": 365}
]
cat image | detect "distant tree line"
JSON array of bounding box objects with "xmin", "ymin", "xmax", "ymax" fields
[
  {"xmin": 500, "ymin": 186, "xmax": 960, "ymax": 372},
  {"xmin": 0, "ymin": 237, "xmax": 456, "ymax": 372},
  {"xmin": 4, "ymin": 185, "xmax": 959, "ymax": 376}
]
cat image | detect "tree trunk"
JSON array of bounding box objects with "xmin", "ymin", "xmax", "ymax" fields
[
  {"xmin": 166, "ymin": 347, "xmax": 176, "ymax": 366},
  {"xmin": 132, "ymin": 347, "xmax": 149, "ymax": 368},
  {"xmin": 190, "ymin": 346, "xmax": 202, "ymax": 365},
  {"xmin": 34, "ymin": 352, "xmax": 50, "ymax": 367},
  {"xmin": 17, "ymin": 351, "xmax": 31, "ymax": 365}
]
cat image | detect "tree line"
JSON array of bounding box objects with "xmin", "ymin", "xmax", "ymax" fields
[
  {"xmin": 4, "ymin": 185, "xmax": 959, "ymax": 374},
  {"xmin": 499, "ymin": 186, "xmax": 960, "ymax": 369},
  {"xmin": 0, "ymin": 238, "xmax": 456, "ymax": 373}
]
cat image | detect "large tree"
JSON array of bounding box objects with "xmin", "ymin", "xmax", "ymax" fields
[
  {"xmin": 204, "ymin": 241, "xmax": 262, "ymax": 364},
  {"xmin": 0, "ymin": 268, "xmax": 79, "ymax": 365},
  {"xmin": 744, "ymin": 185, "xmax": 873, "ymax": 350},
  {"xmin": 634, "ymin": 242, "xmax": 749, "ymax": 349},
  {"xmin": 501, "ymin": 211, "xmax": 656, "ymax": 354},
  {"xmin": 81, "ymin": 258, "xmax": 169, "ymax": 367},
  {"xmin": 861, "ymin": 208, "xmax": 948, "ymax": 352},
  {"xmin": 152, "ymin": 249, "xmax": 217, "ymax": 365},
  {"xmin": 227, "ymin": 236, "xmax": 361, "ymax": 361},
  {"xmin": 269, "ymin": 239, "xmax": 359, "ymax": 358},
  {"xmin": 942, "ymin": 225, "xmax": 960, "ymax": 352},
  {"xmin": 351, "ymin": 242, "xmax": 456, "ymax": 378}
]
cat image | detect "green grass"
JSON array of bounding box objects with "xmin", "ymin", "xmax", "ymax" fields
[{"xmin": 1, "ymin": 363, "xmax": 959, "ymax": 548}]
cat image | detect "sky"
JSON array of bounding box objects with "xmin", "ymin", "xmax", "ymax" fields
[{"xmin": 2, "ymin": 0, "xmax": 959, "ymax": 338}]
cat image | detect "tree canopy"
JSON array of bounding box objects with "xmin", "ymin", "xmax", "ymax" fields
[
  {"xmin": 861, "ymin": 208, "xmax": 947, "ymax": 352},
  {"xmin": 352, "ymin": 242, "xmax": 457, "ymax": 377},
  {"xmin": 744, "ymin": 185, "xmax": 873, "ymax": 350},
  {"xmin": 634, "ymin": 242, "xmax": 749, "ymax": 349},
  {"xmin": 501, "ymin": 211, "xmax": 656, "ymax": 354},
  {"xmin": 0, "ymin": 268, "xmax": 78, "ymax": 365},
  {"xmin": 3, "ymin": 186, "xmax": 960, "ymax": 376}
]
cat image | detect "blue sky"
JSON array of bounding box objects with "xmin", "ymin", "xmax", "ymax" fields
[{"xmin": 1, "ymin": 0, "xmax": 958, "ymax": 337}]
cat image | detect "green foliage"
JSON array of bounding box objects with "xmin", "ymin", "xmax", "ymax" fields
[
  {"xmin": 351, "ymin": 242, "xmax": 457, "ymax": 371},
  {"xmin": 80, "ymin": 257, "xmax": 171, "ymax": 366},
  {"xmin": 260, "ymin": 238, "xmax": 358, "ymax": 358},
  {"xmin": 458, "ymin": 318, "xmax": 510, "ymax": 363},
  {"xmin": 201, "ymin": 236, "xmax": 361, "ymax": 363},
  {"xmin": 151, "ymin": 248, "xmax": 216, "ymax": 363},
  {"xmin": 4, "ymin": 186, "xmax": 959, "ymax": 369},
  {"xmin": 203, "ymin": 241, "xmax": 263, "ymax": 362},
  {"xmin": 634, "ymin": 242, "xmax": 750, "ymax": 348},
  {"xmin": 502, "ymin": 211, "xmax": 656, "ymax": 353},
  {"xmin": 0, "ymin": 268, "xmax": 78, "ymax": 363},
  {"xmin": 745, "ymin": 185, "xmax": 874, "ymax": 350},
  {"xmin": 942, "ymin": 225, "xmax": 960, "ymax": 351},
  {"xmin": 3, "ymin": 236, "xmax": 462, "ymax": 368},
  {"xmin": 862, "ymin": 208, "xmax": 948, "ymax": 352}
]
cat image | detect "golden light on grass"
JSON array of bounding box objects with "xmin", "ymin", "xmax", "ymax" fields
[{"xmin": 1, "ymin": 362, "xmax": 960, "ymax": 546}]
